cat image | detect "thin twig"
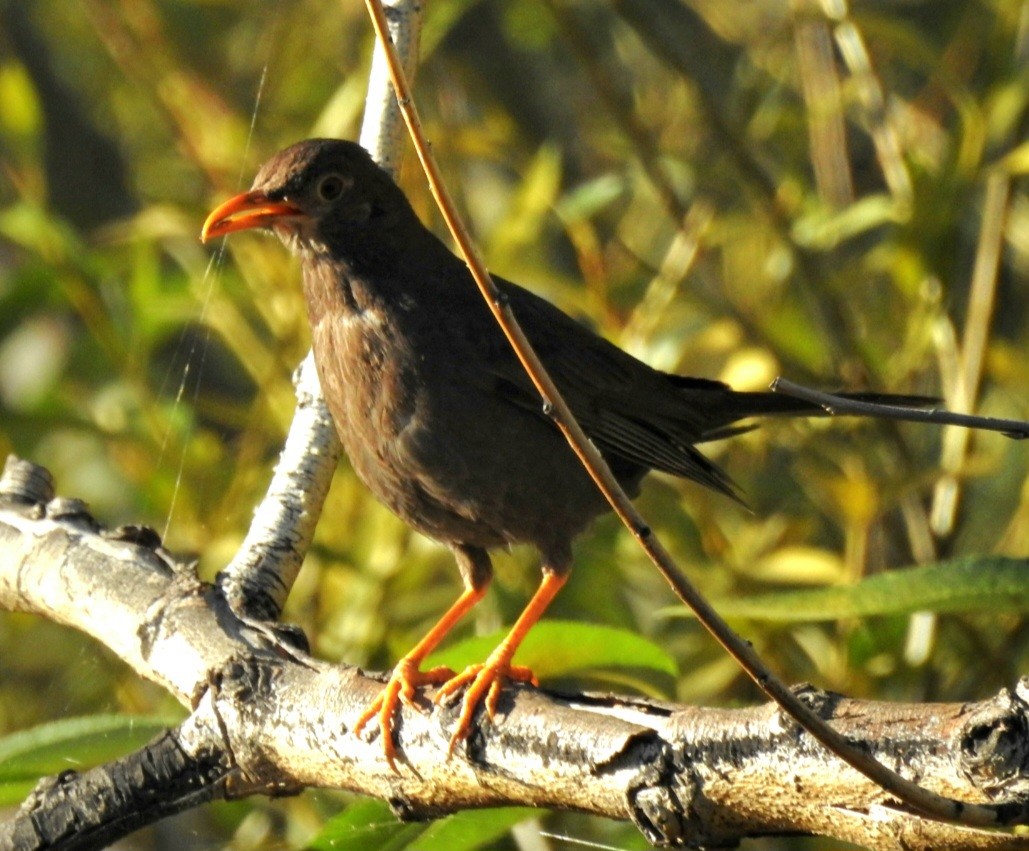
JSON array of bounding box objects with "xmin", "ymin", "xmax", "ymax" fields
[
  {"xmin": 793, "ymin": 0, "xmax": 854, "ymax": 209},
  {"xmin": 825, "ymin": 0, "xmax": 913, "ymax": 203},
  {"xmin": 772, "ymin": 378, "xmax": 1029, "ymax": 438},
  {"xmin": 932, "ymin": 172, "xmax": 1014, "ymax": 534},
  {"xmin": 363, "ymin": 0, "xmax": 1017, "ymax": 829}
]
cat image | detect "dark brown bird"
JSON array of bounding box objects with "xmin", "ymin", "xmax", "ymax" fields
[{"xmin": 203, "ymin": 139, "xmax": 928, "ymax": 767}]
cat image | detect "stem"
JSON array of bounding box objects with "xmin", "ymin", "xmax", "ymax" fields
[{"xmin": 772, "ymin": 378, "xmax": 1028, "ymax": 438}]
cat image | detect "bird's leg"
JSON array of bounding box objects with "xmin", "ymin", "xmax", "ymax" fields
[
  {"xmin": 353, "ymin": 545, "xmax": 491, "ymax": 771},
  {"xmin": 435, "ymin": 567, "xmax": 568, "ymax": 755}
]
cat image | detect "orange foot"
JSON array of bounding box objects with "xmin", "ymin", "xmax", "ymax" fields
[
  {"xmin": 434, "ymin": 659, "xmax": 538, "ymax": 754},
  {"xmin": 353, "ymin": 658, "xmax": 455, "ymax": 772}
]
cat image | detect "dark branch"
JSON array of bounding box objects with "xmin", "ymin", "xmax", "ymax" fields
[
  {"xmin": 0, "ymin": 728, "xmax": 233, "ymax": 851},
  {"xmin": 772, "ymin": 378, "xmax": 1029, "ymax": 438}
]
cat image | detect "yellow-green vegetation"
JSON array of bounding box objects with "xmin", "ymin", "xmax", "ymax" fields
[{"xmin": 1, "ymin": 1, "xmax": 1027, "ymax": 848}]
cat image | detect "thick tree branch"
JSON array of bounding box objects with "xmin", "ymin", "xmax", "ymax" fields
[
  {"xmin": 0, "ymin": 722, "xmax": 235, "ymax": 851},
  {"xmin": 2, "ymin": 456, "xmax": 1028, "ymax": 850}
]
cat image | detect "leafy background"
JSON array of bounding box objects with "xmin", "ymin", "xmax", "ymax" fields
[{"xmin": 1, "ymin": 0, "xmax": 1028, "ymax": 848}]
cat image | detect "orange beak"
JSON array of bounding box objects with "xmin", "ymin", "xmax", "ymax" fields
[{"xmin": 201, "ymin": 191, "xmax": 304, "ymax": 242}]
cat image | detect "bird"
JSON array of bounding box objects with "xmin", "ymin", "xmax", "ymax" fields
[{"xmin": 202, "ymin": 138, "xmax": 932, "ymax": 769}]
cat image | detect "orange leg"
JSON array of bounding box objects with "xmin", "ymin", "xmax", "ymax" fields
[
  {"xmin": 435, "ymin": 570, "xmax": 567, "ymax": 754},
  {"xmin": 353, "ymin": 583, "xmax": 487, "ymax": 771}
]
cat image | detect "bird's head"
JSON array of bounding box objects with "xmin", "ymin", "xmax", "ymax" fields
[{"xmin": 201, "ymin": 139, "xmax": 416, "ymax": 258}]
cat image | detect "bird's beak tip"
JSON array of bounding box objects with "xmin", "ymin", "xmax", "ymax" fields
[{"xmin": 201, "ymin": 191, "xmax": 303, "ymax": 243}]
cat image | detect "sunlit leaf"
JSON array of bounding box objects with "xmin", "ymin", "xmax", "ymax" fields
[
  {"xmin": 555, "ymin": 173, "xmax": 626, "ymax": 223},
  {"xmin": 426, "ymin": 620, "xmax": 677, "ymax": 678},
  {"xmin": 668, "ymin": 557, "xmax": 1029, "ymax": 622},
  {"xmin": 0, "ymin": 62, "xmax": 41, "ymax": 140},
  {"xmin": 0, "ymin": 714, "xmax": 179, "ymax": 806},
  {"xmin": 411, "ymin": 807, "xmax": 536, "ymax": 851},
  {"xmin": 792, "ymin": 194, "xmax": 903, "ymax": 249},
  {"xmin": 308, "ymin": 799, "xmax": 425, "ymax": 851},
  {"xmin": 310, "ymin": 799, "xmax": 536, "ymax": 851}
]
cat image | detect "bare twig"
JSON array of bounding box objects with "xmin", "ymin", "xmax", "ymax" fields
[
  {"xmin": 793, "ymin": 0, "xmax": 854, "ymax": 209},
  {"xmin": 362, "ymin": 0, "xmax": 1019, "ymax": 829},
  {"xmin": 772, "ymin": 377, "xmax": 1029, "ymax": 438},
  {"xmin": 932, "ymin": 172, "xmax": 1014, "ymax": 533},
  {"xmin": 823, "ymin": 0, "xmax": 913, "ymax": 204}
]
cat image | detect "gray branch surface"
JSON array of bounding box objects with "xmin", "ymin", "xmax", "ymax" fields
[{"xmin": 1, "ymin": 456, "xmax": 1028, "ymax": 851}]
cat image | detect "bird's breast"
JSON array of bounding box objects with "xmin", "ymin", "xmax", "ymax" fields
[
  {"xmin": 310, "ymin": 306, "xmax": 414, "ymax": 440},
  {"xmin": 302, "ymin": 265, "xmax": 395, "ymax": 428}
]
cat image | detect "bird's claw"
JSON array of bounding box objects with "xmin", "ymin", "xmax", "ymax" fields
[
  {"xmin": 353, "ymin": 660, "xmax": 456, "ymax": 772},
  {"xmin": 434, "ymin": 662, "xmax": 538, "ymax": 755}
]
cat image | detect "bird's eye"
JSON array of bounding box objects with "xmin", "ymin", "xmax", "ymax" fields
[{"xmin": 316, "ymin": 174, "xmax": 346, "ymax": 202}]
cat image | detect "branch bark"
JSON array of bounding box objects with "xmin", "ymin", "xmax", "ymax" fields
[{"xmin": 2, "ymin": 455, "xmax": 1028, "ymax": 851}]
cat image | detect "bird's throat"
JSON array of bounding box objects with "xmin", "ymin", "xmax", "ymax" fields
[{"xmin": 301, "ymin": 255, "xmax": 367, "ymax": 318}]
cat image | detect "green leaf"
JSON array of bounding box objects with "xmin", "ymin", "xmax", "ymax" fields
[
  {"xmin": 0, "ymin": 714, "xmax": 179, "ymax": 806},
  {"xmin": 426, "ymin": 620, "xmax": 677, "ymax": 678},
  {"xmin": 414, "ymin": 807, "xmax": 537, "ymax": 851},
  {"xmin": 0, "ymin": 63, "xmax": 42, "ymax": 140},
  {"xmin": 308, "ymin": 799, "xmax": 426, "ymax": 851},
  {"xmin": 310, "ymin": 801, "xmax": 536, "ymax": 851},
  {"xmin": 555, "ymin": 173, "xmax": 626, "ymax": 223},
  {"xmin": 682, "ymin": 557, "xmax": 1029, "ymax": 623},
  {"xmin": 792, "ymin": 193, "xmax": 904, "ymax": 249}
]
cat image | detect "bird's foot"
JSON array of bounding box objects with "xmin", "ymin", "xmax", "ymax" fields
[
  {"xmin": 434, "ymin": 659, "xmax": 538, "ymax": 755},
  {"xmin": 353, "ymin": 658, "xmax": 456, "ymax": 772}
]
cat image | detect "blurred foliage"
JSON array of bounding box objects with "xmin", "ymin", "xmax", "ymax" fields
[{"xmin": 0, "ymin": 0, "xmax": 1028, "ymax": 848}]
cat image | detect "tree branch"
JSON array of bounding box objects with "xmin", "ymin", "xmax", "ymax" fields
[{"xmin": 2, "ymin": 455, "xmax": 1028, "ymax": 850}]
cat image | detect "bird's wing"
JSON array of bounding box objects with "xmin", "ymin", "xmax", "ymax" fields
[{"xmin": 455, "ymin": 276, "xmax": 739, "ymax": 496}]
